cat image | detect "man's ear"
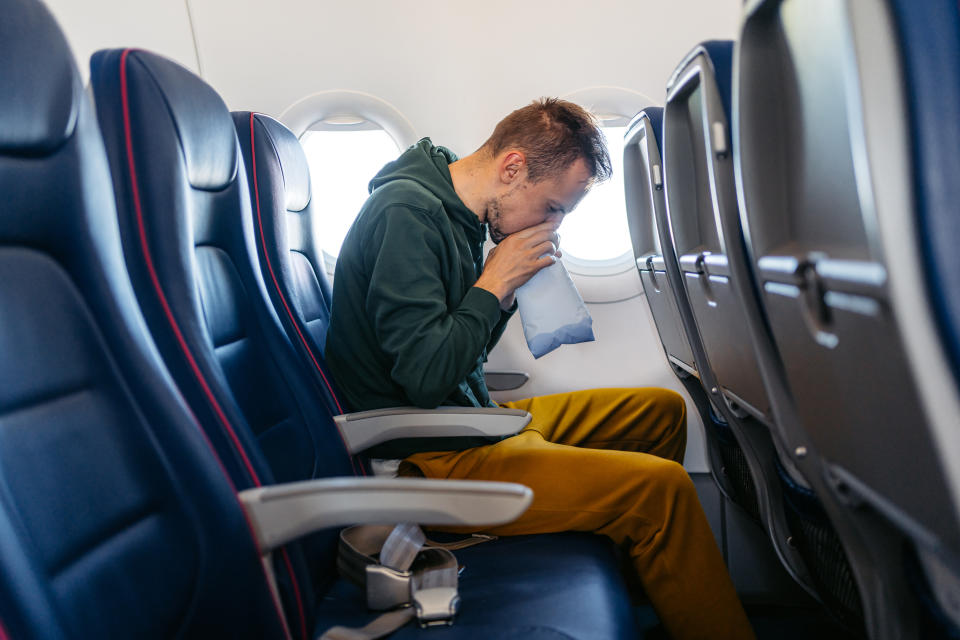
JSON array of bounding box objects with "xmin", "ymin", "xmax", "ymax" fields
[{"xmin": 499, "ymin": 151, "xmax": 526, "ymax": 184}]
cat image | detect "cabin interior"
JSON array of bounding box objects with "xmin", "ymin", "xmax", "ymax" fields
[{"xmin": 1, "ymin": 0, "xmax": 959, "ymax": 638}]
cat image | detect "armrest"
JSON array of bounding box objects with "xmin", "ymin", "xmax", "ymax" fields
[
  {"xmin": 334, "ymin": 407, "xmax": 531, "ymax": 454},
  {"xmin": 484, "ymin": 369, "xmax": 530, "ymax": 391},
  {"xmin": 239, "ymin": 477, "xmax": 533, "ymax": 553}
]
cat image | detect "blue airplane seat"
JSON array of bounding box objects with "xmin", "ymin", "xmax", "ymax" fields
[
  {"xmin": 889, "ymin": 0, "xmax": 960, "ymax": 388},
  {"xmin": 88, "ymin": 48, "xmax": 637, "ymax": 639},
  {"xmin": 664, "ymin": 40, "xmax": 772, "ymax": 428},
  {"xmin": 736, "ymin": 0, "xmax": 960, "ymax": 635},
  {"xmin": 624, "ymin": 106, "xmax": 761, "ymax": 519},
  {"xmin": 625, "ymin": 107, "xmax": 692, "ymax": 370},
  {"xmin": 0, "ymin": 0, "xmax": 291, "ymax": 636},
  {"xmin": 233, "ymin": 111, "xmax": 345, "ymax": 417},
  {"xmin": 890, "ymin": 12, "xmax": 960, "ymax": 632},
  {"xmin": 661, "ymin": 39, "xmax": 864, "ymax": 619},
  {"xmin": 313, "ymin": 533, "xmax": 634, "ymax": 639},
  {"xmin": 90, "ymin": 47, "xmax": 355, "ymax": 637}
]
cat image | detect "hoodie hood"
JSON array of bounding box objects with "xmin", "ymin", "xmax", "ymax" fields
[{"xmin": 369, "ymin": 138, "xmax": 484, "ymax": 239}]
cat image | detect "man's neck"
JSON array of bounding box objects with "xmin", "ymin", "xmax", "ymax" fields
[{"xmin": 449, "ymin": 151, "xmax": 492, "ymax": 224}]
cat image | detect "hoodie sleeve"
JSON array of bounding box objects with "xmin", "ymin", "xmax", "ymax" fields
[
  {"xmin": 486, "ymin": 301, "xmax": 517, "ymax": 354},
  {"xmin": 365, "ymin": 205, "xmax": 502, "ymax": 408}
]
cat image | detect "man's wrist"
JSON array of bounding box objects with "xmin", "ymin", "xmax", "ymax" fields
[{"xmin": 473, "ymin": 279, "xmax": 509, "ymax": 305}]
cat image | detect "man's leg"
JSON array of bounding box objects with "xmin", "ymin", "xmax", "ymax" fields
[
  {"xmin": 404, "ymin": 388, "xmax": 754, "ymax": 640},
  {"xmin": 501, "ymin": 387, "xmax": 687, "ymax": 462}
]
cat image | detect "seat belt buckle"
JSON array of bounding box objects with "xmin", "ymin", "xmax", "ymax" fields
[
  {"xmin": 412, "ymin": 587, "xmax": 460, "ymax": 627},
  {"xmin": 365, "ymin": 564, "xmax": 413, "ymax": 611}
]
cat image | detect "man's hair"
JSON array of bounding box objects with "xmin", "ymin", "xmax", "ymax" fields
[{"xmin": 481, "ymin": 98, "xmax": 613, "ymax": 184}]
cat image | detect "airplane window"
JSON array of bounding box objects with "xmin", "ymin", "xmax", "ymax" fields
[
  {"xmin": 560, "ymin": 125, "xmax": 632, "ymax": 262},
  {"xmin": 300, "ymin": 126, "xmax": 401, "ymax": 259}
]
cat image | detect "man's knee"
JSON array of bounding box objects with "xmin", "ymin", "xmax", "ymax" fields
[
  {"xmin": 612, "ymin": 458, "xmax": 700, "ymax": 533},
  {"xmin": 638, "ymin": 458, "xmax": 697, "ymax": 504},
  {"xmin": 658, "ymin": 389, "xmax": 687, "ymax": 430},
  {"xmin": 647, "ymin": 388, "xmax": 687, "ymax": 451},
  {"xmin": 658, "ymin": 457, "xmax": 694, "ymax": 486}
]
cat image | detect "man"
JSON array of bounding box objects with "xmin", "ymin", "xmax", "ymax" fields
[{"xmin": 326, "ymin": 98, "xmax": 755, "ymax": 639}]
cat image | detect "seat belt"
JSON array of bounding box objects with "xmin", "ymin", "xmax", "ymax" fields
[{"xmin": 320, "ymin": 523, "xmax": 464, "ymax": 640}]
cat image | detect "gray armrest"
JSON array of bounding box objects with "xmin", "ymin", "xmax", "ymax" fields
[
  {"xmin": 239, "ymin": 477, "xmax": 533, "ymax": 553},
  {"xmin": 484, "ymin": 369, "xmax": 530, "ymax": 391},
  {"xmin": 334, "ymin": 407, "xmax": 531, "ymax": 454}
]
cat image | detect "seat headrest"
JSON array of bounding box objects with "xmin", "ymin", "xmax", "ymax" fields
[
  {"xmin": 639, "ymin": 107, "xmax": 664, "ymax": 161},
  {"xmin": 0, "ymin": 0, "xmax": 79, "ymax": 155},
  {"xmin": 668, "ymin": 40, "xmax": 734, "ymax": 119},
  {"xmin": 253, "ymin": 114, "xmax": 312, "ymax": 212},
  {"xmin": 95, "ymin": 49, "xmax": 238, "ymax": 190}
]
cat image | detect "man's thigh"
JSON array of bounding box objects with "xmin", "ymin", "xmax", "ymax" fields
[
  {"xmin": 500, "ymin": 387, "xmax": 686, "ymax": 462},
  {"xmin": 406, "ymin": 429, "xmax": 686, "ymax": 538}
]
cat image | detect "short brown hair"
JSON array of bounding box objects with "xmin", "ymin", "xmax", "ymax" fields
[{"xmin": 481, "ymin": 98, "xmax": 613, "ymax": 184}]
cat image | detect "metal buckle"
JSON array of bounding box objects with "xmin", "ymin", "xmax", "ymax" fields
[
  {"xmin": 412, "ymin": 587, "xmax": 460, "ymax": 627},
  {"xmin": 365, "ymin": 564, "xmax": 412, "ymax": 611}
]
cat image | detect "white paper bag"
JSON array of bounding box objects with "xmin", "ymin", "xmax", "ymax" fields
[{"xmin": 516, "ymin": 261, "xmax": 594, "ymax": 358}]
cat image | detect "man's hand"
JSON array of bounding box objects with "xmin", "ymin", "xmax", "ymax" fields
[{"xmin": 475, "ymin": 221, "xmax": 562, "ymax": 308}]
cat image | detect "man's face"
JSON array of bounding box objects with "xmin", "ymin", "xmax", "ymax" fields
[{"xmin": 485, "ymin": 157, "xmax": 593, "ymax": 244}]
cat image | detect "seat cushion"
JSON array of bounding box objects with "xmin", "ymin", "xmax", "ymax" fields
[{"xmin": 314, "ymin": 533, "xmax": 637, "ymax": 639}]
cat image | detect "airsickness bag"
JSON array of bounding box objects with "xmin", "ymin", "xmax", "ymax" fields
[{"xmin": 515, "ymin": 261, "xmax": 594, "ymax": 358}]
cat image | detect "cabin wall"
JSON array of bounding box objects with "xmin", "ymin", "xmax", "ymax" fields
[
  {"xmin": 194, "ymin": 0, "xmax": 741, "ymax": 154},
  {"xmin": 46, "ymin": 0, "xmax": 740, "ymax": 155},
  {"xmin": 45, "ymin": 0, "xmax": 200, "ymax": 78}
]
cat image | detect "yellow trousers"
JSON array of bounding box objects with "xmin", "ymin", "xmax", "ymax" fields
[{"xmin": 403, "ymin": 388, "xmax": 755, "ymax": 640}]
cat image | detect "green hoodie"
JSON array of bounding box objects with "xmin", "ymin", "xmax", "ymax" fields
[{"xmin": 326, "ymin": 138, "xmax": 514, "ymax": 423}]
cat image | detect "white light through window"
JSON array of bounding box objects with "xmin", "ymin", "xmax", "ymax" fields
[
  {"xmin": 300, "ymin": 127, "xmax": 400, "ymax": 259},
  {"xmin": 559, "ymin": 126, "xmax": 631, "ymax": 262}
]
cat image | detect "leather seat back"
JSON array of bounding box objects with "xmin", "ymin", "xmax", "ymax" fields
[
  {"xmin": 233, "ymin": 112, "xmax": 346, "ymax": 416},
  {"xmin": 0, "ymin": 1, "xmax": 286, "ymax": 636},
  {"xmin": 90, "ymin": 48, "xmax": 359, "ymax": 639}
]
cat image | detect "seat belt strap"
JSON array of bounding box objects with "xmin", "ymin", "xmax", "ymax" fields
[
  {"xmin": 423, "ymin": 533, "xmax": 497, "ymax": 551},
  {"xmin": 320, "ymin": 523, "xmax": 463, "ymax": 639},
  {"xmin": 318, "ymin": 608, "xmax": 415, "ymax": 640}
]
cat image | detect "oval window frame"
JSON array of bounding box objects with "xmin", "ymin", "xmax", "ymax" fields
[
  {"xmin": 280, "ymin": 89, "xmax": 418, "ymax": 145},
  {"xmin": 280, "ymin": 91, "xmax": 418, "ymax": 270}
]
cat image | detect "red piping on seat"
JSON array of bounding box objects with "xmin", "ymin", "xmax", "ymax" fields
[
  {"xmin": 181, "ymin": 402, "xmax": 299, "ymax": 639},
  {"xmin": 0, "ymin": 618, "xmax": 10, "ymax": 640},
  {"xmin": 119, "ymin": 50, "xmax": 306, "ymax": 640},
  {"xmin": 278, "ymin": 548, "xmax": 307, "ymax": 640},
  {"xmin": 120, "ymin": 50, "xmax": 262, "ymax": 489},
  {"xmin": 248, "ymin": 113, "xmax": 362, "ymax": 477}
]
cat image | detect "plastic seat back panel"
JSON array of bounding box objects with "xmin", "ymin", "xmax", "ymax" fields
[
  {"xmin": 736, "ymin": 0, "xmax": 954, "ymax": 547},
  {"xmin": 665, "ymin": 66, "xmax": 769, "ymax": 420},
  {"xmin": 624, "ymin": 109, "xmax": 697, "ymax": 371},
  {"xmin": 641, "ymin": 269, "xmax": 695, "ymax": 369},
  {"xmin": 682, "ymin": 270, "xmax": 768, "ymax": 417}
]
